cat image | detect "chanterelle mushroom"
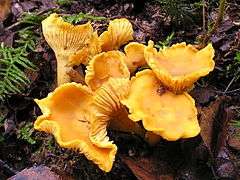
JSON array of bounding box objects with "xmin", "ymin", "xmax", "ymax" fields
[
  {"xmin": 100, "ymin": 18, "xmax": 133, "ymax": 51},
  {"xmin": 124, "ymin": 42, "xmax": 147, "ymax": 73},
  {"xmin": 90, "ymin": 78, "xmax": 145, "ymax": 148},
  {"xmin": 42, "ymin": 13, "xmax": 97, "ymax": 86},
  {"xmin": 85, "ymin": 51, "xmax": 130, "ymax": 91},
  {"xmin": 34, "ymin": 83, "xmax": 117, "ymax": 172},
  {"xmin": 144, "ymin": 41, "xmax": 215, "ymax": 93},
  {"xmin": 121, "ymin": 69, "xmax": 200, "ymax": 141}
]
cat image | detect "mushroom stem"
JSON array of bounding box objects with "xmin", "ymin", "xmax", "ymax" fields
[
  {"xmin": 109, "ymin": 108, "xmax": 145, "ymax": 138},
  {"xmin": 144, "ymin": 131, "xmax": 161, "ymax": 146},
  {"xmin": 56, "ymin": 54, "xmax": 72, "ymax": 86}
]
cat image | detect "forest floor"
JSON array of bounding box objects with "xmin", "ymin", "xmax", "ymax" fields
[{"xmin": 0, "ymin": 0, "xmax": 240, "ymax": 179}]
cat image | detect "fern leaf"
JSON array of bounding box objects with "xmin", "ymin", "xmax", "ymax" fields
[{"xmin": 0, "ymin": 44, "xmax": 36, "ymax": 101}]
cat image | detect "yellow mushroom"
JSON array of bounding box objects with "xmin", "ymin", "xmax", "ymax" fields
[
  {"xmin": 90, "ymin": 78, "xmax": 145, "ymax": 148},
  {"xmin": 121, "ymin": 69, "xmax": 200, "ymax": 141},
  {"xmin": 144, "ymin": 41, "xmax": 215, "ymax": 93},
  {"xmin": 124, "ymin": 42, "xmax": 147, "ymax": 73},
  {"xmin": 68, "ymin": 32, "xmax": 102, "ymax": 66},
  {"xmin": 42, "ymin": 13, "xmax": 96, "ymax": 86},
  {"xmin": 100, "ymin": 18, "xmax": 133, "ymax": 51},
  {"xmin": 34, "ymin": 83, "xmax": 117, "ymax": 172},
  {"xmin": 85, "ymin": 51, "xmax": 130, "ymax": 91}
]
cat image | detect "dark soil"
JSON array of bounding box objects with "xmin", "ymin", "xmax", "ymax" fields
[{"xmin": 0, "ymin": 0, "xmax": 240, "ymax": 179}]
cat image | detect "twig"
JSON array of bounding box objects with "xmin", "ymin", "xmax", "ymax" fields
[
  {"xmin": 216, "ymin": 87, "xmax": 240, "ymax": 94},
  {"xmin": 202, "ymin": 0, "xmax": 206, "ymax": 33},
  {"xmin": 201, "ymin": 0, "xmax": 226, "ymax": 47},
  {"xmin": 224, "ymin": 76, "xmax": 236, "ymax": 94}
]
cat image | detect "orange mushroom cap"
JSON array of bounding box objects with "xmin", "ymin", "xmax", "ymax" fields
[
  {"xmin": 121, "ymin": 69, "xmax": 200, "ymax": 141},
  {"xmin": 68, "ymin": 31, "xmax": 103, "ymax": 66},
  {"xmin": 100, "ymin": 18, "xmax": 133, "ymax": 51},
  {"xmin": 90, "ymin": 78, "xmax": 145, "ymax": 145},
  {"xmin": 144, "ymin": 41, "xmax": 215, "ymax": 93},
  {"xmin": 85, "ymin": 51, "xmax": 130, "ymax": 91},
  {"xmin": 124, "ymin": 42, "xmax": 147, "ymax": 73},
  {"xmin": 42, "ymin": 13, "xmax": 95, "ymax": 85},
  {"xmin": 34, "ymin": 83, "xmax": 117, "ymax": 172}
]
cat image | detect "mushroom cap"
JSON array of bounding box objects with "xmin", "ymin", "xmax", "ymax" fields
[
  {"xmin": 124, "ymin": 42, "xmax": 146, "ymax": 73},
  {"xmin": 121, "ymin": 69, "xmax": 200, "ymax": 141},
  {"xmin": 100, "ymin": 18, "xmax": 133, "ymax": 51},
  {"xmin": 42, "ymin": 13, "xmax": 94, "ymax": 57},
  {"xmin": 85, "ymin": 51, "xmax": 130, "ymax": 91},
  {"xmin": 42, "ymin": 13, "xmax": 96, "ymax": 85},
  {"xmin": 34, "ymin": 83, "xmax": 117, "ymax": 172},
  {"xmin": 68, "ymin": 32, "xmax": 103, "ymax": 66},
  {"xmin": 144, "ymin": 41, "xmax": 215, "ymax": 93},
  {"xmin": 90, "ymin": 78, "xmax": 145, "ymax": 142}
]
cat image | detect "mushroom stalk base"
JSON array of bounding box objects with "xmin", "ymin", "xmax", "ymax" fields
[
  {"xmin": 109, "ymin": 108, "xmax": 145, "ymax": 138},
  {"xmin": 56, "ymin": 54, "xmax": 71, "ymax": 86}
]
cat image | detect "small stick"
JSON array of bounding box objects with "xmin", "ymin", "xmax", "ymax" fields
[
  {"xmin": 201, "ymin": 0, "xmax": 226, "ymax": 47},
  {"xmin": 202, "ymin": 0, "xmax": 206, "ymax": 33},
  {"xmin": 224, "ymin": 76, "xmax": 236, "ymax": 94}
]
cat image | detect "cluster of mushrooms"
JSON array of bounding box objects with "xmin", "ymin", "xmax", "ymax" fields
[{"xmin": 34, "ymin": 13, "xmax": 215, "ymax": 172}]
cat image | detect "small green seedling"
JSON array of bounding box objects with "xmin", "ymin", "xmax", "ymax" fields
[
  {"xmin": 155, "ymin": 32, "xmax": 175, "ymax": 49},
  {"xmin": 17, "ymin": 122, "xmax": 36, "ymax": 145}
]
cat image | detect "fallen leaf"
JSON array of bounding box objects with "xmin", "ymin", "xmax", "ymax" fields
[
  {"xmin": 190, "ymin": 86, "xmax": 216, "ymax": 105},
  {"xmin": 0, "ymin": 30, "xmax": 14, "ymax": 46},
  {"xmin": 4, "ymin": 114, "xmax": 16, "ymax": 135},
  {"xmin": 216, "ymin": 161, "xmax": 236, "ymax": 179},
  {"xmin": 8, "ymin": 166, "xmax": 61, "ymax": 180},
  {"xmin": 215, "ymin": 107, "xmax": 235, "ymax": 154},
  {"xmin": 121, "ymin": 155, "xmax": 174, "ymax": 180},
  {"xmin": 198, "ymin": 97, "xmax": 227, "ymax": 153},
  {"xmin": 228, "ymin": 128, "xmax": 240, "ymax": 151},
  {"xmin": 66, "ymin": 67, "xmax": 85, "ymax": 84}
]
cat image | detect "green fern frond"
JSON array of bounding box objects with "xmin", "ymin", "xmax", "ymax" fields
[
  {"xmin": 20, "ymin": 12, "xmax": 47, "ymax": 25},
  {"xmin": 56, "ymin": 0, "xmax": 73, "ymax": 6},
  {"xmin": 16, "ymin": 27, "xmax": 38, "ymax": 52},
  {"xmin": 63, "ymin": 12, "xmax": 107, "ymax": 24},
  {"xmin": 0, "ymin": 43, "xmax": 36, "ymax": 101}
]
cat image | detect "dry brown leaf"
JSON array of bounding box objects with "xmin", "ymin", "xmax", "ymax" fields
[
  {"xmin": 198, "ymin": 97, "xmax": 227, "ymax": 153},
  {"xmin": 8, "ymin": 166, "xmax": 73, "ymax": 180},
  {"xmin": 121, "ymin": 155, "xmax": 174, "ymax": 180},
  {"xmin": 66, "ymin": 67, "xmax": 85, "ymax": 84}
]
